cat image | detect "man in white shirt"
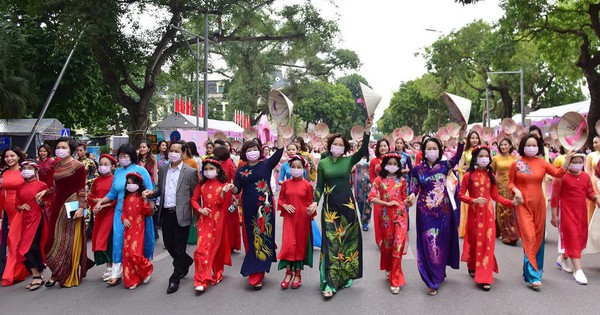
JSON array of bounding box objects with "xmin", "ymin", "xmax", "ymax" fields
[{"xmin": 144, "ymin": 141, "xmax": 198, "ymax": 294}]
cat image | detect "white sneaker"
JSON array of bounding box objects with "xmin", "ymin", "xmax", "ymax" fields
[
  {"xmin": 573, "ymin": 270, "xmax": 588, "ymax": 285},
  {"xmin": 102, "ymin": 268, "xmax": 112, "ymax": 281},
  {"xmin": 390, "ymin": 286, "xmax": 400, "ymax": 294},
  {"xmin": 556, "ymin": 256, "xmax": 573, "ymax": 273},
  {"xmin": 195, "ymin": 285, "xmax": 205, "ymax": 292}
]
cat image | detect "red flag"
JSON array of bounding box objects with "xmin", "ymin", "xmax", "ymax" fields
[
  {"xmin": 199, "ymin": 102, "xmax": 204, "ymax": 118},
  {"xmin": 178, "ymin": 96, "xmax": 183, "ymax": 113}
]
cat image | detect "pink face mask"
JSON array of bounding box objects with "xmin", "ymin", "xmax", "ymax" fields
[
  {"xmin": 290, "ymin": 168, "xmax": 304, "ymax": 178},
  {"xmin": 425, "ymin": 150, "xmax": 439, "ymax": 162},
  {"xmin": 569, "ymin": 163, "xmax": 584, "ymax": 172},
  {"xmin": 524, "ymin": 147, "xmax": 538, "ymax": 157},
  {"xmin": 330, "ymin": 145, "xmax": 345, "ymax": 157},
  {"xmin": 246, "ymin": 150, "xmax": 261, "ymax": 162}
]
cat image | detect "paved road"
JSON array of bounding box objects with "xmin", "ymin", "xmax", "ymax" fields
[{"xmin": 2, "ymin": 204, "xmax": 600, "ymax": 314}]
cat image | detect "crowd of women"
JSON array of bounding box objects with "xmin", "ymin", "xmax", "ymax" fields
[{"xmin": 1, "ymin": 117, "xmax": 600, "ymax": 298}]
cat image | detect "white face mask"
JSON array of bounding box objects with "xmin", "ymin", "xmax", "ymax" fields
[
  {"xmin": 168, "ymin": 152, "xmax": 181, "ymax": 163},
  {"xmin": 119, "ymin": 157, "xmax": 131, "ymax": 167},
  {"xmin": 126, "ymin": 183, "xmax": 139, "ymax": 193},
  {"xmin": 477, "ymin": 157, "xmax": 490, "ymax": 168},
  {"xmin": 246, "ymin": 150, "xmax": 261, "ymax": 162},
  {"xmin": 204, "ymin": 170, "xmax": 217, "ymax": 179},
  {"xmin": 524, "ymin": 147, "xmax": 538, "ymax": 157},
  {"xmin": 98, "ymin": 165, "xmax": 111, "ymax": 175},
  {"xmin": 384, "ymin": 165, "xmax": 400, "ymax": 174},
  {"xmin": 55, "ymin": 148, "xmax": 69, "ymax": 159},
  {"xmin": 330, "ymin": 145, "xmax": 345, "ymax": 157},
  {"xmin": 21, "ymin": 169, "xmax": 35, "ymax": 179},
  {"xmin": 569, "ymin": 163, "xmax": 584, "ymax": 172},
  {"xmin": 425, "ymin": 149, "xmax": 439, "ymax": 162},
  {"xmin": 290, "ymin": 168, "xmax": 304, "ymax": 178}
]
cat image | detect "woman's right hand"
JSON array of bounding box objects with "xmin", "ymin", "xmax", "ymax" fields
[
  {"xmin": 550, "ymin": 215, "xmax": 559, "ymax": 227},
  {"xmin": 283, "ymin": 204, "xmax": 296, "ymax": 213},
  {"xmin": 308, "ymin": 202, "xmax": 318, "ymax": 213},
  {"xmin": 93, "ymin": 202, "xmax": 103, "ymax": 214},
  {"xmin": 512, "ymin": 188, "xmax": 523, "ymax": 203}
]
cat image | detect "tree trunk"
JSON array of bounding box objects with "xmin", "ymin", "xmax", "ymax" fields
[
  {"xmin": 583, "ymin": 68, "xmax": 600, "ymax": 148},
  {"xmin": 498, "ymin": 87, "xmax": 513, "ymax": 119}
]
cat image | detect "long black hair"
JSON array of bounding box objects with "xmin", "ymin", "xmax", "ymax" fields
[
  {"xmin": 200, "ymin": 159, "xmax": 228, "ymax": 185},
  {"xmin": 379, "ymin": 154, "xmax": 403, "ymax": 179},
  {"xmin": 467, "ymin": 146, "xmax": 496, "ymax": 185}
]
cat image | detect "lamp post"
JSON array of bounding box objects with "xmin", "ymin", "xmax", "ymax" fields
[
  {"xmin": 170, "ymin": 19, "xmax": 216, "ymax": 131},
  {"xmin": 486, "ymin": 69, "xmax": 525, "ymax": 125}
]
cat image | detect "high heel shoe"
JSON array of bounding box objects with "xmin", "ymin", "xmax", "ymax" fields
[
  {"xmin": 291, "ymin": 270, "xmax": 302, "ymax": 289},
  {"xmin": 280, "ymin": 269, "xmax": 293, "ymax": 290},
  {"xmin": 107, "ymin": 278, "xmax": 122, "ymax": 287}
]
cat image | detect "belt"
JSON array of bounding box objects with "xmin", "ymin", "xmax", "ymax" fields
[{"xmin": 164, "ymin": 207, "xmax": 176, "ymax": 213}]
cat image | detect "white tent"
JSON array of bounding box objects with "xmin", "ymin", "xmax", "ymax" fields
[
  {"xmin": 526, "ymin": 100, "xmax": 589, "ymax": 119},
  {"xmin": 154, "ymin": 112, "xmax": 244, "ymax": 135}
]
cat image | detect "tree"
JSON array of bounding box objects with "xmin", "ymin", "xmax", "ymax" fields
[
  {"xmin": 336, "ymin": 74, "xmax": 370, "ymax": 125},
  {"xmin": 2, "ymin": 0, "xmax": 357, "ymax": 146},
  {"xmin": 499, "ymin": 0, "xmax": 600, "ymax": 145},
  {"xmin": 378, "ymin": 74, "xmax": 446, "ymax": 135},
  {"xmin": 294, "ymin": 80, "xmax": 356, "ymax": 136},
  {"xmin": 423, "ymin": 20, "xmax": 583, "ymax": 123},
  {"xmin": 0, "ymin": 21, "xmax": 35, "ymax": 118}
]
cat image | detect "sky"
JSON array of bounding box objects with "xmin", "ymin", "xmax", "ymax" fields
[{"xmin": 312, "ymin": 0, "xmax": 505, "ymax": 122}]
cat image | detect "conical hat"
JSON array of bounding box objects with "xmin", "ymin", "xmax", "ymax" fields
[
  {"xmin": 438, "ymin": 126, "xmax": 450, "ymax": 141},
  {"xmin": 231, "ymin": 140, "xmax": 242, "ymax": 150},
  {"xmin": 392, "ymin": 128, "xmax": 403, "ymax": 140},
  {"xmin": 243, "ymin": 127, "xmax": 258, "ymax": 140},
  {"xmin": 501, "ymin": 118, "xmax": 517, "ymax": 134},
  {"xmin": 413, "ymin": 135, "xmax": 423, "ymax": 143},
  {"xmin": 351, "ymin": 125, "xmax": 364, "ymax": 141},
  {"xmin": 268, "ymin": 90, "xmax": 293, "ymax": 127},
  {"xmin": 557, "ymin": 111, "xmax": 588, "ymax": 151},
  {"xmin": 446, "ymin": 122, "xmax": 461, "ymax": 138},
  {"xmin": 471, "ymin": 124, "xmax": 483, "ymax": 135},
  {"xmin": 595, "ymin": 120, "xmax": 600, "ymax": 135},
  {"xmin": 314, "ymin": 122, "xmax": 330, "ymax": 139},
  {"xmin": 212, "ymin": 131, "xmax": 227, "ymax": 141},
  {"xmin": 399, "ymin": 126, "xmax": 414, "ymax": 142},
  {"xmin": 359, "ymin": 82, "xmax": 382, "ymax": 117},
  {"xmin": 447, "ymin": 137, "xmax": 457, "ymax": 148},
  {"xmin": 280, "ymin": 125, "xmax": 293, "ymax": 139},
  {"xmin": 299, "ymin": 132, "xmax": 311, "ymax": 142},
  {"xmin": 482, "ymin": 127, "xmax": 494, "ymax": 143},
  {"xmin": 549, "ymin": 123, "xmax": 558, "ymax": 140},
  {"xmin": 443, "ymin": 92, "xmax": 471, "ymax": 124}
]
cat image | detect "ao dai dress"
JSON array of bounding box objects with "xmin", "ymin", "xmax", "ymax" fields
[
  {"xmin": 0, "ymin": 169, "xmax": 27, "ymax": 286},
  {"xmin": 508, "ymin": 156, "xmax": 565, "ymax": 284},
  {"xmin": 277, "ymin": 177, "xmax": 315, "ymax": 270},
  {"xmin": 368, "ymin": 176, "xmax": 409, "ymax": 288},
  {"xmin": 491, "ymin": 154, "xmax": 519, "ymax": 244},
  {"xmin": 410, "ymin": 143, "xmax": 464, "ymax": 290},
  {"xmin": 190, "ymin": 179, "xmax": 232, "ymax": 287},
  {"xmin": 88, "ymin": 174, "xmax": 116, "ymax": 265},
  {"xmin": 315, "ymin": 133, "xmax": 369, "ymax": 293},
  {"xmin": 121, "ymin": 194, "xmax": 153, "ymax": 288},
  {"xmin": 458, "ymin": 169, "xmax": 512, "ymax": 285}
]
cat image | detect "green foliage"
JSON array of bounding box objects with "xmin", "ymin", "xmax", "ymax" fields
[
  {"xmin": 423, "ymin": 19, "xmax": 582, "ymax": 121},
  {"xmin": 0, "ymin": 21, "xmax": 36, "ymax": 118},
  {"xmin": 294, "ymin": 80, "xmax": 357, "ymax": 136},
  {"xmin": 378, "ymin": 74, "xmax": 446, "ymax": 135},
  {"xmin": 336, "ymin": 74, "xmax": 369, "ymax": 126}
]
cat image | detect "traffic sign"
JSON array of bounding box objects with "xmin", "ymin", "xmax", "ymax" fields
[
  {"xmin": 61, "ymin": 128, "xmax": 70, "ymax": 138},
  {"xmin": 170, "ymin": 131, "xmax": 181, "ymax": 142}
]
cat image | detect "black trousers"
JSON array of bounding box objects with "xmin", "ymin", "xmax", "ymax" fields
[
  {"xmin": 24, "ymin": 219, "xmax": 45, "ymax": 271},
  {"xmin": 162, "ymin": 209, "xmax": 192, "ymax": 284}
]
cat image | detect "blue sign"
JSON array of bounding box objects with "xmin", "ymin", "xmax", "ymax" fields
[
  {"xmin": 170, "ymin": 131, "xmax": 181, "ymax": 142},
  {"xmin": 0, "ymin": 136, "xmax": 10, "ymax": 151},
  {"xmin": 61, "ymin": 128, "xmax": 70, "ymax": 138}
]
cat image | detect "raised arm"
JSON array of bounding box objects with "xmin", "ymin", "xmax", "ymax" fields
[
  {"xmin": 446, "ymin": 142, "xmax": 465, "ymax": 170},
  {"xmin": 351, "ymin": 132, "xmax": 371, "ymax": 166}
]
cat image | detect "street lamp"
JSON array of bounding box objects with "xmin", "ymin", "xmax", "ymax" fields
[
  {"xmin": 486, "ymin": 69, "xmax": 525, "ymax": 126},
  {"xmin": 170, "ymin": 16, "xmax": 216, "ymax": 131}
]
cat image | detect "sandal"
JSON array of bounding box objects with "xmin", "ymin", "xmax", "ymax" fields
[
  {"xmin": 44, "ymin": 279, "xmax": 56, "ymax": 288},
  {"xmin": 427, "ymin": 288, "xmax": 437, "ymax": 296},
  {"xmin": 468, "ymin": 270, "xmax": 475, "ymax": 278},
  {"xmin": 253, "ymin": 282, "xmax": 263, "ymax": 291},
  {"xmin": 107, "ymin": 278, "xmax": 122, "ymax": 287},
  {"xmin": 27, "ymin": 276, "xmax": 45, "ymax": 291},
  {"xmin": 322, "ymin": 290, "xmax": 334, "ymax": 298},
  {"xmin": 291, "ymin": 269, "xmax": 302, "ymax": 289},
  {"xmin": 481, "ymin": 284, "xmax": 491, "ymax": 291},
  {"xmin": 280, "ymin": 269, "xmax": 293, "ymax": 290}
]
